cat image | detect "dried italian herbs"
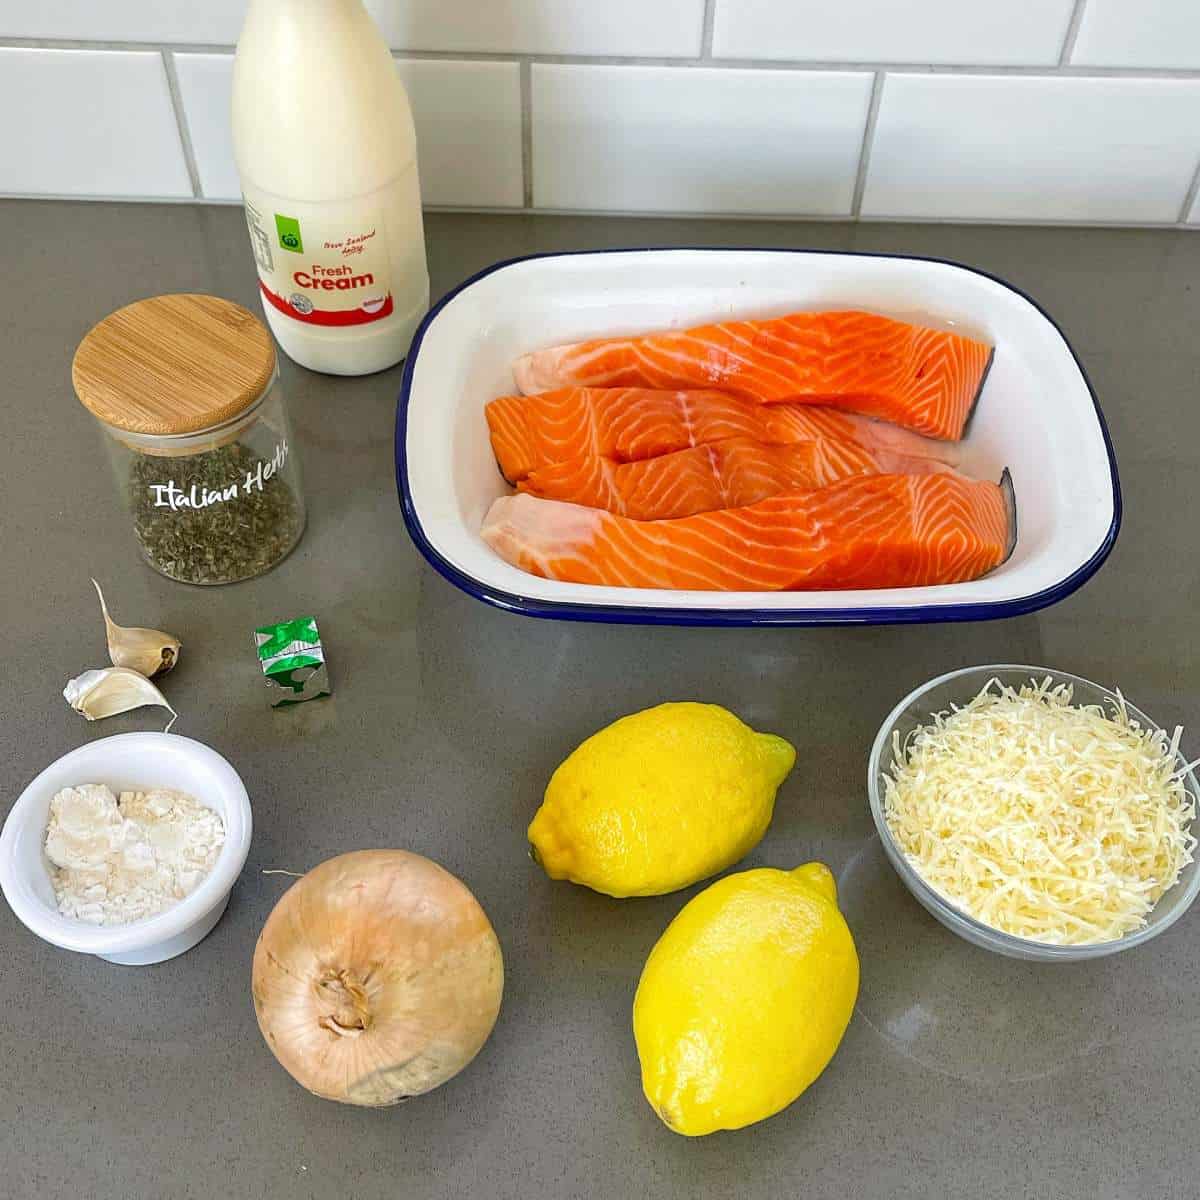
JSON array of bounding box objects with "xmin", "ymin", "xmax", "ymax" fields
[{"xmin": 128, "ymin": 441, "xmax": 303, "ymax": 585}]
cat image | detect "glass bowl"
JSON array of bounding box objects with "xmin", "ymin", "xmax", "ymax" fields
[{"xmin": 867, "ymin": 664, "xmax": 1200, "ymax": 961}]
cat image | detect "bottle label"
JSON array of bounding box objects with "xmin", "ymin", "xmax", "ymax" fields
[{"xmin": 241, "ymin": 191, "xmax": 393, "ymax": 327}]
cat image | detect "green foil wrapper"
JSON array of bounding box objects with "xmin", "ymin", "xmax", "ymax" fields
[{"xmin": 254, "ymin": 616, "xmax": 331, "ymax": 707}]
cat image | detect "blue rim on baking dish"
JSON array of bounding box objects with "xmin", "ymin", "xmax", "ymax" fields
[{"xmin": 394, "ymin": 247, "xmax": 1121, "ymax": 627}]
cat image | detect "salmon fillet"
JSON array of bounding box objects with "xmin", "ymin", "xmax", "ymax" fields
[
  {"xmin": 511, "ymin": 311, "xmax": 993, "ymax": 441},
  {"xmin": 486, "ymin": 387, "xmax": 960, "ymax": 483},
  {"xmin": 518, "ymin": 436, "xmax": 955, "ymax": 522},
  {"xmin": 482, "ymin": 471, "xmax": 1015, "ymax": 592}
]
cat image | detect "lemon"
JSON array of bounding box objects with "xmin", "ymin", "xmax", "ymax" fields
[
  {"xmin": 633, "ymin": 862, "xmax": 859, "ymax": 1136},
  {"xmin": 528, "ymin": 703, "xmax": 795, "ymax": 898}
]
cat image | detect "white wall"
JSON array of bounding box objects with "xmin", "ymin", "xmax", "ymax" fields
[{"xmin": 3, "ymin": 0, "xmax": 1199, "ymax": 226}]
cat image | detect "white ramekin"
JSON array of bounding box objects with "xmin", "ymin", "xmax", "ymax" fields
[{"xmin": 0, "ymin": 732, "xmax": 251, "ymax": 965}]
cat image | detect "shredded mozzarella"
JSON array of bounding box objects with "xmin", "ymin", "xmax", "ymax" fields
[{"xmin": 883, "ymin": 677, "xmax": 1197, "ymax": 945}]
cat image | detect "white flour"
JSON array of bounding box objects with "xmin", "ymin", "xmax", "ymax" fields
[{"xmin": 44, "ymin": 783, "xmax": 225, "ymax": 925}]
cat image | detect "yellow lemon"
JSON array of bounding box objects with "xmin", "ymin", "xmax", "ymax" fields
[
  {"xmin": 528, "ymin": 702, "xmax": 795, "ymax": 898},
  {"xmin": 633, "ymin": 862, "xmax": 859, "ymax": 1136}
]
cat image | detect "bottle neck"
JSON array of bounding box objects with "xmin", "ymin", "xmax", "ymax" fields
[
  {"xmin": 242, "ymin": 0, "xmax": 373, "ymax": 36},
  {"xmin": 250, "ymin": 0, "xmax": 367, "ymax": 10}
]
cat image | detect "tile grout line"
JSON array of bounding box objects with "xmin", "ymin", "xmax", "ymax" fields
[
  {"xmin": 696, "ymin": 59, "xmax": 1200, "ymax": 78},
  {"xmin": 160, "ymin": 50, "xmax": 203, "ymax": 200},
  {"xmin": 1178, "ymin": 156, "xmax": 1200, "ymax": 224},
  {"xmin": 6, "ymin": 37, "xmax": 1200, "ymax": 78},
  {"xmin": 1058, "ymin": 0, "xmax": 1089, "ymax": 67},
  {"xmin": 700, "ymin": 0, "xmax": 716, "ymax": 59},
  {"xmin": 850, "ymin": 72, "xmax": 884, "ymax": 218},
  {"xmin": 479, "ymin": 207, "xmax": 1199, "ymax": 229},
  {"xmin": 520, "ymin": 59, "xmax": 534, "ymax": 209},
  {"xmin": 1, "ymin": 36, "xmax": 236, "ymax": 54},
  {"xmin": 5, "ymin": 190, "xmax": 1196, "ymax": 231}
]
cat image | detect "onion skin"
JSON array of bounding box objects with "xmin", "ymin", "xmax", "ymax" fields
[{"xmin": 252, "ymin": 850, "xmax": 504, "ymax": 1107}]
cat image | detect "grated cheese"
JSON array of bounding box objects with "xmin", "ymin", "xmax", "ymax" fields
[{"xmin": 883, "ymin": 677, "xmax": 1197, "ymax": 945}]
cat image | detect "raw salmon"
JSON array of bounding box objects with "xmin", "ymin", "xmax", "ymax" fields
[
  {"xmin": 518, "ymin": 436, "xmax": 955, "ymax": 522},
  {"xmin": 486, "ymin": 387, "xmax": 960, "ymax": 483},
  {"xmin": 482, "ymin": 471, "xmax": 1015, "ymax": 592},
  {"xmin": 512, "ymin": 311, "xmax": 993, "ymax": 441}
]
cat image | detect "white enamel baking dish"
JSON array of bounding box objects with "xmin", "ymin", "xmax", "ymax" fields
[{"xmin": 395, "ymin": 249, "xmax": 1119, "ymax": 626}]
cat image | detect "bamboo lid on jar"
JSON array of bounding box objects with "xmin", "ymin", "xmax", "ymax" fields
[{"xmin": 72, "ymin": 294, "xmax": 277, "ymax": 436}]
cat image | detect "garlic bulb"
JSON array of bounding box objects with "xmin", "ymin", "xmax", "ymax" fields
[
  {"xmin": 63, "ymin": 667, "xmax": 177, "ymax": 732},
  {"xmin": 92, "ymin": 579, "xmax": 180, "ymax": 677},
  {"xmin": 252, "ymin": 850, "xmax": 504, "ymax": 1106}
]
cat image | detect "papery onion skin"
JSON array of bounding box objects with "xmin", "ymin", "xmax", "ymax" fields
[{"xmin": 252, "ymin": 850, "xmax": 504, "ymax": 1107}]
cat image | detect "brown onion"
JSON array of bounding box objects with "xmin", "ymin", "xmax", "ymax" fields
[{"xmin": 252, "ymin": 850, "xmax": 504, "ymax": 1106}]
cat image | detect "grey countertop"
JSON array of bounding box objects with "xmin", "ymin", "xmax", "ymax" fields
[{"xmin": 3, "ymin": 200, "xmax": 1198, "ymax": 1199}]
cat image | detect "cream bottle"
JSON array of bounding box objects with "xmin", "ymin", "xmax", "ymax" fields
[{"xmin": 232, "ymin": 0, "xmax": 429, "ymax": 376}]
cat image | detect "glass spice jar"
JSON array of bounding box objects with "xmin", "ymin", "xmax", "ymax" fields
[{"xmin": 72, "ymin": 294, "xmax": 306, "ymax": 585}]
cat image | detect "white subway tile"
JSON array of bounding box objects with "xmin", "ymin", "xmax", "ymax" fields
[
  {"xmin": 0, "ymin": 0, "xmax": 246, "ymax": 43},
  {"xmin": 174, "ymin": 54, "xmax": 523, "ymax": 208},
  {"xmin": 862, "ymin": 74, "xmax": 1200, "ymax": 224},
  {"xmin": 394, "ymin": 61, "xmax": 523, "ymax": 207},
  {"xmin": 712, "ymin": 0, "xmax": 1074, "ymax": 66},
  {"xmin": 1072, "ymin": 0, "xmax": 1200, "ymax": 70},
  {"xmin": 172, "ymin": 55, "xmax": 241, "ymax": 200},
  {"xmin": 532, "ymin": 65, "xmax": 872, "ymax": 216},
  {"xmin": 0, "ymin": 48, "xmax": 190, "ymax": 198},
  {"xmin": 0, "ymin": 0, "xmax": 703, "ymax": 55},
  {"xmin": 368, "ymin": 0, "xmax": 703, "ymax": 56}
]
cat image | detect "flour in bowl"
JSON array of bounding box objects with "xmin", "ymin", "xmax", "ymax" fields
[{"xmin": 44, "ymin": 783, "xmax": 225, "ymax": 925}]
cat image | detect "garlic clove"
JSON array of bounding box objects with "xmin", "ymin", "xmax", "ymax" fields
[
  {"xmin": 63, "ymin": 667, "xmax": 177, "ymax": 733},
  {"xmin": 92, "ymin": 579, "xmax": 181, "ymax": 676}
]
